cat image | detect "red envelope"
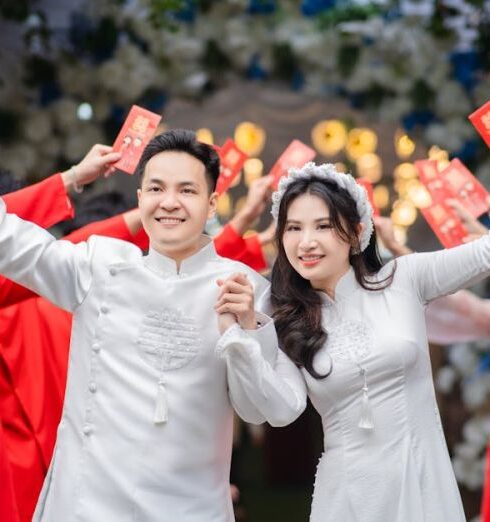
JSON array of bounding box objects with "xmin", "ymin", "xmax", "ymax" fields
[
  {"xmin": 420, "ymin": 202, "xmax": 468, "ymax": 249},
  {"xmin": 356, "ymin": 178, "xmax": 379, "ymax": 216},
  {"xmin": 469, "ymin": 100, "xmax": 490, "ymax": 148},
  {"xmin": 414, "ymin": 160, "xmax": 449, "ymax": 202},
  {"xmin": 215, "ymin": 139, "xmax": 248, "ymax": 195},
  {"xmin": 440, "ymin": 158, "xmax": 490, "ymax": 218},
  {"xmin": 269, "ymin": 140, "xmax": 316, "ymax": 189},
  {"xmin": 112, "ymin": 105, "xmax": 162, "ymax": 175}
]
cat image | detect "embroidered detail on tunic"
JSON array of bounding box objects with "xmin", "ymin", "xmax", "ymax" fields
[
  {"xmin": 326, "ymin": 320, "xmax": 375, "ymax": 430},
  {"xmin": 326, "ymin": 320, "xmax": 373, "ymax": 364},
  {"xmin": 137, "ymin": 308, "xmax": 202, "ymax": 424},
  {"xmin": 137, "ymin": 308, "xmax": 201, "ymax": 371}
]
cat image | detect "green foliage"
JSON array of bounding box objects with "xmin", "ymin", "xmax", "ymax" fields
[
  {"xmin": 148, "ymin": 0, "xmax": 186, "ymax": 30},
  {"xmin": 317, "ymin": 4, "xmax": 382, "ymax": 29},
  {"xmin": 409, "ymin": 79, "xmax": 435, "ymax": 109}
]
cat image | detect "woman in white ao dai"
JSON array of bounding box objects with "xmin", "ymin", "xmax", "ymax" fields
[{"xmin": 222, "ymin": 163, "xmax": 490, "ymax": 522}]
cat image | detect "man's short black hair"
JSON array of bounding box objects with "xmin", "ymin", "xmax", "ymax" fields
[{"xmin": 135, "ymin": 129, "xmax": 220, "ymax": 193}]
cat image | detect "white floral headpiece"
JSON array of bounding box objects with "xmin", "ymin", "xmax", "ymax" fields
[{"xmin": 271, "ymin": 162, "xmax": 374, "ymax": 252}]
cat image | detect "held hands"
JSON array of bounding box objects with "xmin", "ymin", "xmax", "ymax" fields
[
  {"xmin": 215, "ymin": 273, "xmax": 256, "ymax": 334},
  {"xmin": 61, "ymin": 144, "xmax": 122, "ymax": 191}
]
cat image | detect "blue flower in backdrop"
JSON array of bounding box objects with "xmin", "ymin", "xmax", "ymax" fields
[
  {"xmin": 69, "ymin": 13, "xmax": 94, "ymax": 55},
  {"xmin": 451, "ymin": 50, "xmax": 481, "ymax": 91},
  {"xmin": 402, "ymin": 110, "xmax": 435, "ymax": 132},
  {"xmin": 454, "ymin": 138, "xmax": 479, "ymax": 164},
  {"xmin": 248, "ymin": 0, "xmax": 276, "ymax": 15},
  {"xmin": 301, "ymin": 0, "xmax": 336, "ymax": 16},
  {"xmin": 291, "ymin": 70, "xmax": 305, "ymax": 91},
  {"xmin": 247, "ymin": 55, "xmax": 268, "ymax": 80},
  {"xmin": 40, "ymin": 81, "xmax": 62, "ymax": 107},
  {"xmin": 173, "ymin": 0, "xmax": 196, "ymax": 23},
  {"xmin": 475, "ymin": 352, "xmax": 490, "ymax": 374},
  {"xmin": 138, "ymin": 90, "xmax": 167, "ymax": 113},
  {"xmin": 69, "ymin": 12, "xmax": 118, "ymax": 63}
]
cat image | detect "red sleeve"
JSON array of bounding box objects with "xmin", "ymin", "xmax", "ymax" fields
[
  {"xmin": 213, "ymin": 223, "xmax": 248, "ymax": 260},
  {"xmin": 213, "ymin": 224, "xmax": 267, "ymax": 271},
  {"xmin": 3, "ymin": 174, "xmax": 74, "ymax": 228},
  {"xmin": 0, "ymin": 422, "xmax": 19, "ymax": 522},
  {"xmin": 63, "ymin": 214, "xmax": 131, "ymax": 244},
  {"xmin": 242, "ymin": 234, "xmax": 268, "ymax": 271},
  {"xmin": 0, "ymin": 282, "xmax": 36, "ymax": 309},
  {"xmin": 131, "ymin": 228, "xmax": 149, "ymax": 251},
  {"xmin": 483, "ymin": 442, "xmax": 490, "ymax": 522}
]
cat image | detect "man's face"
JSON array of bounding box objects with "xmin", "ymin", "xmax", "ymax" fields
[{"xmin": 137, "ymin": 151, "xmax": 217, "ymax": 262}]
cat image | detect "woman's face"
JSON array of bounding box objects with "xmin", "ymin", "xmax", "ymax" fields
[{"xmin": 282, "ymin": 192, "xmax": 353, "ymax": 292}]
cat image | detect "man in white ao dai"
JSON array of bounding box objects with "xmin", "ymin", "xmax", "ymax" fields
[{"xmin": 0, "ymin": 130, "xmax": 285, "ymax": 522}]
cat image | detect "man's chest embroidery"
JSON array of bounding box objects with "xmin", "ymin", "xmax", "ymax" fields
[{"xmin": 137, "ymin": 308, "xmax": 202, "ymax": 371}]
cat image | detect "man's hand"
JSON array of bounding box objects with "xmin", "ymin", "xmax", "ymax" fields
[
  {"xmin": 229, "ymin": 175, "xmax": 274, "ymax": 235},
  {"xmin": 215, "ymin": 273, "xmax": 256, "ymax": 334},
  {"xmin": 61, "ymin": 144, "xmax": 121, "ymax": 191}
]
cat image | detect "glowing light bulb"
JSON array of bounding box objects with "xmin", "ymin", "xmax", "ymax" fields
[
  {"xmin": 356, "ymin": 153, "xmax": 382, "ymax": 183},
  {"xmin": 373, "ymin": 185, "xmax": 390, "ymax": 210},
  {"xmin": 394, "ymin": 130, "xmax": 415, "ymax": 159},
  {"xmin": 346, "ymin": 128, "xmax": 378, "ymax": 161},
  {"xmin": 196, "ymin": 128, "xmax": 214, "ymax": 145},
  {"xmin": 234, "ymin": 122, "xmax": 266, "ymax": 156},
  {"xmin": 311, "ymin": 120, "xmax": 347, "ymax": 156},
  {"xmin": 244, "ymin": 158, "xmax": 264, "ymax": 186}
]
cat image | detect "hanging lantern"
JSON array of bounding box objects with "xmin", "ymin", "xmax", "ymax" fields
[
  {"xmin": 196, "ymin": 128, "xmax": 214, "ymax": 145},
  {"xmin": 244, "ymin": 158, "xmax": 264, "ymax": 186},
  {"xmin": 406, "ymin": 181, "xmax": 432, "ymax": 209},
  {"xmin": 394, "ymin": 130, "xmax": 416, "ymax": 159},
  {"xmin": 373, "ymin": 185, "xmax": 390, "ymax": 210},
  {"xmin": 394, "ymin": 163, "xmax": 418, "ymax": 181},
  {"xmin": 346, "ymin": 128, "xmax": 378, "ymax": 161},
  {"xmin": 311, "ymin": 120, "xmax": 347, "ymax": 156},
  {"xmin": 428, "ymin": 145, "xmax": 450, "ymax": 170},
  {"xmin": 391, "ymin": 199, "xmax": 417, "ymax": 227},
  {"xmin": 394, "ymin": 178, "xmax": 421, "ymax": 198},
  {"xmin": 234, "ymin": 122, "xmax": 266, "ymax": 156},
  {"xmin": 393, "ymin": 225, "xmax": 408, "ymax": 246},
  {"xmin": 356, "ymin": 153, "xmax": 382, "ymax": 183}
]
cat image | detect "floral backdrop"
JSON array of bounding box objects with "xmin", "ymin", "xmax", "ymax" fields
[{"xmin": 1, "ymin": 0, "xmax": 490, "ymax": 507}]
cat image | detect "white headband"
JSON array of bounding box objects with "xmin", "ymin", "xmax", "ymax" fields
[{"xmin": 270, "ymin": 162, "xmax": 374, "ymax": 252}]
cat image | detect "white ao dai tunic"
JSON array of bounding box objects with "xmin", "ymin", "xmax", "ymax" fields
[
  {"xmin": 0, "ymin": 200, "xmax": 278, "ymax": 522},
  {"xmin": 220, "ymin": 233, "xmax": 490, "ymax": 522}
]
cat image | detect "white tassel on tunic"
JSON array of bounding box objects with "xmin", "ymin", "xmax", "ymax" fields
[
  {"xmin": 154, "ymin": 379, "xmax": 168, "ymax": 424},
  {"xmin": 358, "ymin": 368, "xmax": 374, "ymax": 430}
]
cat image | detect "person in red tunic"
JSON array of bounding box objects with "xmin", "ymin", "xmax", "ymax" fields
[{"xmin": 483, "ymin": 444, "xmax": 490, "ymax": 522}]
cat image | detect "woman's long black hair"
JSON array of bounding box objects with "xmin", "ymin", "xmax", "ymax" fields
[{"xmin": 270, "ymin": 176, "xmax": 395, "ymax": 379}]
